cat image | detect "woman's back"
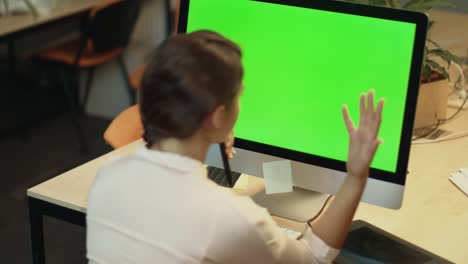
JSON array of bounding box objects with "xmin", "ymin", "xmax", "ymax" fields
[{"xmin": 86, "ymin": 145, "xmax": 304, "ymax": 263}]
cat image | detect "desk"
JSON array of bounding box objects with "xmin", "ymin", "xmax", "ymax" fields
[
  {"xmin": 352, "ymin": 108, "xmax": 468, "ymax": 263},
  {"xmin": 27, "ymin": 110, "xmax": 468, "ymax": 263},
  {"xmin": 0, "ymin": 0, "xmax": 172, "ymax": 39},
  {"xmin": 0, "ymin": 1, "xmax": 95, "ymax": 39}
]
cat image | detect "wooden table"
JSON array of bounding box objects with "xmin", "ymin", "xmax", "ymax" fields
[
  {"xmin": 352, "ymin": 108, "xmax": 468, "ymax": 263},
  {"xmin": 0, "ymin": 1, "xmax": 95, "ymax": 39},
  {"xmin": 27, "ymin": 108, "xmax": 468, "ymax": 263},
  {"xmin": 0, "ymin": 0, "xmax": 172, "ymax": 39}
]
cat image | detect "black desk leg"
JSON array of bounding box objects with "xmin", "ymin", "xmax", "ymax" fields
[
  {"xmin": 7, "ymin": 39, "xmax": 16, "ymax": 77},
  {"xmin": 27, "ymin": 197, "xmax": 86, "ymax": 264},
  {"xmin": 165, "ymin": 0, "xmax": 172, "ymax": 37},
  {"xmin": 29, "ymin": 197, "xmax": 46, "ymax": 264}
]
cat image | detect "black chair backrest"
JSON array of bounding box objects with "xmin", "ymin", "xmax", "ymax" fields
[{"xmin": 89, "ymin": 0, "xmax": 142, "ymax": 53}]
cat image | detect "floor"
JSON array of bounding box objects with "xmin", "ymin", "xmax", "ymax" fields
[{"xmin": 0, "ymin": 113, "xmax": 112, "ymax": 264}]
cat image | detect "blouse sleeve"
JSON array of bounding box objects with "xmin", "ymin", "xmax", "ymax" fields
[{"xmin": 204, "ymin": 195, "xmax": 340, "ymax": 264}]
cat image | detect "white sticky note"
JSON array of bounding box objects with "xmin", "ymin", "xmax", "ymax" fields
[
  {"xmin": 450, "ymin": 172, "xmax": 468, "ymax": 196},
  {"xmin": 263, "ymin": 160, "xmax": 293, "ymax": 194},
  {"xmin": 459, "ymin": 168, "xmax": 468, "ymax": 177}
]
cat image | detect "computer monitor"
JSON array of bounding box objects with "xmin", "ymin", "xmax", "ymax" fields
[{"xmin": 178, "ymin": 0, "xmax": 427, "ymax": 217}]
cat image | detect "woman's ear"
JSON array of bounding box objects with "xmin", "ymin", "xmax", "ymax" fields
[
  {"xmin": 200, "ymin": 105, "xmax": 228, "ymax": 143},
  {"xmin": 202, "ymin": 104, "xmax": 227, "ymax": 131},
  {"xmin": 210, "ymin": 105, "xmax": 227, "ymax": 129}
]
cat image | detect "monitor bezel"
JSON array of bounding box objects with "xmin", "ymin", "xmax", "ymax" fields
[{"xmin": 178, "ymin": 0, "xmax": 428, "ymax": 186}]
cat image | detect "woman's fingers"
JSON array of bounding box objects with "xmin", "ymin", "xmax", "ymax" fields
[
  {"xmin": 225, "ymin": 131, "xmax": 234, "ymax": 146},
  {"xmin": 342, "ymin": 105, "xmax": 355, "ymax": 134},
  {"xmin": 226, "ymin": 147, "xmax": 234, "ymax": 159},
  {"xmin": 368, "ymin": 90, "xmax": 375, "ymax": 113},
  {"xmin": 359, "ymin": 93, "xmax": 367, "ymax": 116},
  {"xmin": 373, "ymin": 99, "xmax": 384, "ymax": 133},
  {"xmin": 371, "ymin": 138, "xmax": 383, "ymax": 156},
  {"xmin": 347, "ymin": 91, "xmax": 384, "ymax": 139},
  {"xmin": 225, "ymin": 131, "xmax": 236, "ymax": 159},
  {"xmin": 361, "ymin": 91, "xmax": 383, "ymax": 134}
]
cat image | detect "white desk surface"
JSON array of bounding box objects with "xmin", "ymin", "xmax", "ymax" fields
[
  {"xmin": 28, "ymin": 108, "xmax": 468, "ymax": 263},
  {"xmin": 0, "ymin": 0, "xmax": 96, "ymax": 38}
]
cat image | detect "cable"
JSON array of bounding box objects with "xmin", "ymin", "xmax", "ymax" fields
[
  {"xmin": 412, "ymin": 129, "xmax": 468, "ymax": 144},
  {"xmin": 440, "ymin": 93, "xmax": 468, "ymax": 122},
  {"xmin": 449, "ymin": 62, "xmax": 466, "ymax": 95},
  {"xmin": 306, "ymin": 194, "xmax": 334, "ymax": 225},
  {"xmin": 412, "ymin": 94, "xmax": 468, "ymax": 142},
  {"xmin": 412, "ymin": 120, "xmax": 441, "ymax": 141},
  {"xmin": 444, "ymin": 62, "xmax": 467, "ymax": 121}
]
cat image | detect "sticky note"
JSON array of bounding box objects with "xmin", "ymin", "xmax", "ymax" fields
[
  {"xmin": 262, "ymin": 160, "xmax": 293, "ymax": 194},
  {"xmin": 459, "ymin": 168, "xmax": 468, "ymax": 177},
  {"xmin": 450, "ymin": 172, "xmax": 468, "ymax": 196}
]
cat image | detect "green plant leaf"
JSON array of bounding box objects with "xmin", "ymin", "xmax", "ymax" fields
[
  {"xmin": 427, "ymin": 20, "xmax": 435, "ymax": 32},
  {"xmin": 369, "ymin": 0, "xmax": 388, "ymax": 6},
  {"xmin": 344, "ymin": 0, "xmax": 455, "ymax": 11},
  {"xmin": 427, "ymin": 38, "xmax": 440, "ymax": 47},
  {"xmin": 389, "ymin": 0, "xmax": 401, "ymax": 8},
  {"xmin": 422, "ymin": 64, "xmax": 432, "ymax": 82},
  {"xmin": 426, "ymin": 59, "xmax": 450, "ymax": 80},
  {"xmin": 345, "ymin": 0, "xmax": 393, "ymax": 6},
  {"xmin": 427, "ymin": 48, "xmax": 464, "ymax": 65},
  {"xmin": 403, "ymin": 0, "xmax": 455, "ymax": 12},
  {"xmin": 345, "ymin": 0, "xmax": 372, "ymax": 4},
  {"xmin": 403, "ymin": 0, "xmax": 423, "ymax": 9}
]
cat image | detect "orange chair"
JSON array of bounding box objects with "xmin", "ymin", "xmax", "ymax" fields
[
  {"xmin": 104, "ymin": 104, "xmax": 143, "ymax": 149},
  {"xmin": 104, "ymin": 64, "xmax": 145, "ymax": 148},
  {"xmin": 35, "ymin": 0, "xmax": 142, "ymax": 108},
  {"xmin": 33, "ymin": 0, "xmax": 142, "ymax": 152},
  {"xmin": 129, "ymin": 64, "xmax": 145, "ymax": 90}
]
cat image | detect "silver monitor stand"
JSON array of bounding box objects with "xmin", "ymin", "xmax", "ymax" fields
[{"xmin": 250, "ymin": 187, "xmax": 330, "ymax": 222}]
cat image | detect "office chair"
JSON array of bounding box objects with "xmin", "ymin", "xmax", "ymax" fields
[
  {"xmin": 129, "ymin": 64, "xmax": 145, "ymax": 91},
  {"xmin": 103, "ymin": 104, "xmax": 142, "ymax": 149},
  {"xmin": 104, "ymin": 0, "xmax": 182, "ymax": 149},
  {"xmin": 103, "ymin": 64, "xmax": 145, "ymax": 148},
  {"xmin": 33, "ymin": 0, "xmax": 142, "ymax": 153}
]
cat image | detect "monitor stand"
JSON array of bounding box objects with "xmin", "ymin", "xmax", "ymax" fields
[{"xmin": 250, "ymin": 187, "xmax": 331, "ymax": 222}]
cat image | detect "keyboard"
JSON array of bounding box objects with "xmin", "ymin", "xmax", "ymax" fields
[
  {"xmin": 207, "ymin": 166, "xmax": 242, "ymax": 187},
  {"xmin": 281, "ymin": 227, "xmax": 303, "ymax": 240}
]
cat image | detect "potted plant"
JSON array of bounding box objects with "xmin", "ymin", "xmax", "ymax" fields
[{"xmin": 343, "ymin": 0, "xmax": 464, "ymax": 130}]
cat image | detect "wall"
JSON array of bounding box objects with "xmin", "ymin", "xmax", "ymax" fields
[{"xmin": 428, "ymin": 10, "xmax": 468, "ymax": 59}]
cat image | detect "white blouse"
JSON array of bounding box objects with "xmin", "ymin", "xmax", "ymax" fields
[{"xmin": 86, "ymin": 145, "xmax": 339, "ymax": 263}]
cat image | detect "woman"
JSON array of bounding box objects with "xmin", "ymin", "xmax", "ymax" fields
[{"xmin": 87, "ymin": 30, "xmax": 383, "ymax": 263}]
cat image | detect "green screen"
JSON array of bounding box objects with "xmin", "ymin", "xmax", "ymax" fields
[{"xmin": 186, "ymin": 0, "xmax": 416, "ymax": 173}]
